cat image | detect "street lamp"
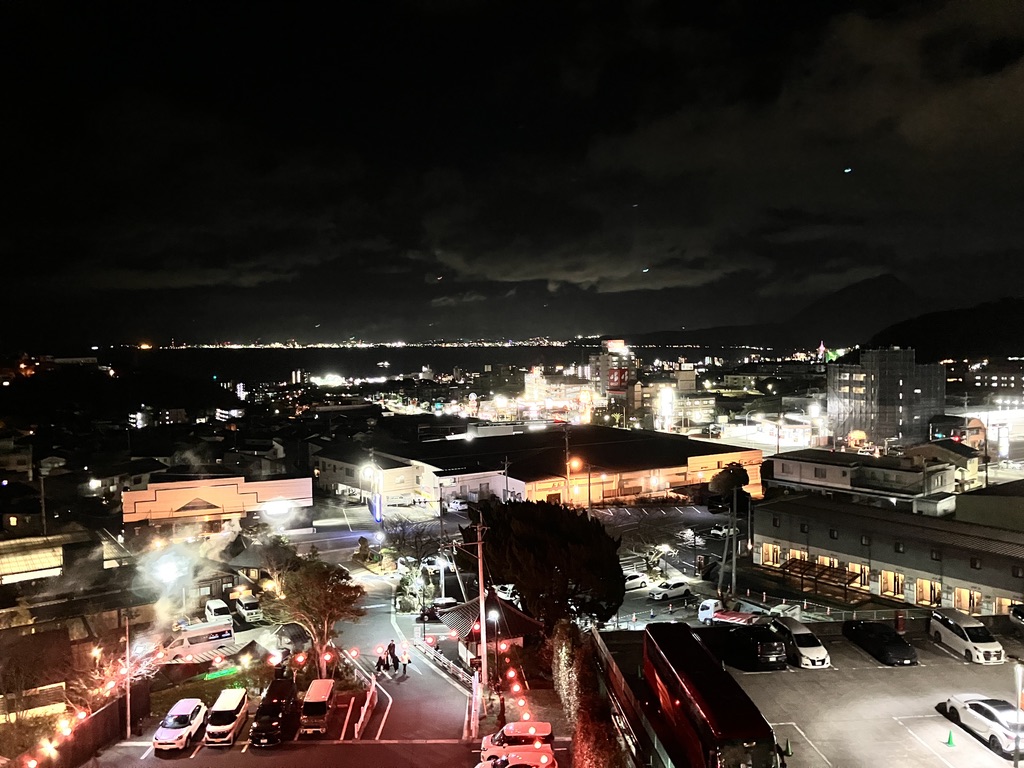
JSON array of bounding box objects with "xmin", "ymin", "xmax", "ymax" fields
[
  {"xmin": 488, "ymin": 609, "xmax": 500, "ymax": 688},
  {"xmin": 1015, "ymin": 661, "xmax": 1024, "ymax": 767}
]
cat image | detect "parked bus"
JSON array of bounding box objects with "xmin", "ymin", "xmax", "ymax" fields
[{"xmin": 643, "ymin": 623, "xmax": 781, "ymax": 768}]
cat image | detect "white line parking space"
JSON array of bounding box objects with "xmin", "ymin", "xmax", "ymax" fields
[
  {"xmin": 770, "ymin": 722, "xmax": 831, "ymax": 767},
  {"xmin": 894, "ymin": 714, "xmax": 1004, "ymax": 767}
]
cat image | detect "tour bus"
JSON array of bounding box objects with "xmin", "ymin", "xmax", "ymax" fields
[
  {"xmin": 643, "ymin": 623, "xmax": 782, "ymax": 767},
  {"xmin": 156, "ymin": 620, "xmax": 235, "ymax": 662}
]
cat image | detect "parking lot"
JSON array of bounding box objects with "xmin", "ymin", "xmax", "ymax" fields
[{"xmin": 734, "ymin": 626, "xmax": 1024, "ymax": 767}]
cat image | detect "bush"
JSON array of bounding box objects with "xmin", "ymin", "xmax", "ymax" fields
[{"xmin": 549, "ymin": 620, "xmax": 627, "ymax": 768}]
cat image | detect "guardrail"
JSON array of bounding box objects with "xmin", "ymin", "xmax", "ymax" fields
[
  {"xmin": 352, "ymin": 678, "xmax": 378, "ymax": 739},
  {"xmin": 413, "ymin": 639, "xmax": 473, "ymax": 688}
]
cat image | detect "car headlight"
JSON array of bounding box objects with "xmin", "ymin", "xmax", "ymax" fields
[{"xmin": 271, "ymin": 721, "xmax": 280, "ymax": 727}]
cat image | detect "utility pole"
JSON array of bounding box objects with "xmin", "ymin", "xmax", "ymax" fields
[
  {"xmin": 124, "ymin": 612, "xmax": 132, "ymax": 740},
  {"xmin": 502, "ymin": 456, "xmax": 511, "ymax": 502},
  {"xmin": 39, "ymin": 468, "xmax": 47, "ymax": 538},
  {"xmin": 730, "ymin": 485, "xmax": 739, "ymax": 596},
  {"xmin": 475, "ymin": 518, "xmax": 489, "ymax": 713},
  {"xmin": 563, "ymin": 424, "xmax": 571, "ymax": 504}
]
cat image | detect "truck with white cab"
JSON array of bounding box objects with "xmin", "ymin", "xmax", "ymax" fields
[{"xmin": 698, "ymin": 598, "xmax": 765, "ymax": 626}]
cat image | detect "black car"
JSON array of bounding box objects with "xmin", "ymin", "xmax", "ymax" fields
[
  {"xmin": 722, "ymin": 626, "xmax": 788, "ymax": 671},
  {"xmin": 249, "ymin": 679, "xmax": 298, "ymax": 747},
  {"xmin": 842, "ymin": 620, "xmax": 918, "ymax": 666}
]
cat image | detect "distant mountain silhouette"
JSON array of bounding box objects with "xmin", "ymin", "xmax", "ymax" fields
[
  {"xmin": 627, "ymin": 274, "xmax": 930, "ymax": 350},
  {"xmin": 869, "ymin": 296, "xmax": 1024, "ymax": 362}
]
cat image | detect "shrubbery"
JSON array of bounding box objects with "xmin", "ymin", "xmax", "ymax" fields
[{"xmin": 549, "ymin": 620, "xmax": 627, "ymax": 768}]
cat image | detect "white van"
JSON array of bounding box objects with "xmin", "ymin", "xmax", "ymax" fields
[
  {"xmin": 235, "ymin": 594, "xmax": 263, "ymax": 623},
  {"xmin": 445, "ymin": 498, "xmax": 468, "ymax": 512},
  {"xmin": 930, "ymin": 607, "xmax": 1005, "ymax": 664},
  {"xmin": 768, "ymin": 617, "xmax": 830, "ymax": 669},
  {"xmin": 204, "ymin": 688, "xmax": 249, "ymax": 746},
  {"xmin": 204, "ymin": 599, "xmax": 232, "ymax": 624},
  {"xmin": 480, "ymin": 721, "xmax": 554, "ymax": 761},
  {"xmin": 157, "ymin": 620, "xmax": 235, "ymax": 662},
  {"xmin": 299, "ymin": 678, "xmax": 336, "ymax": 734}
]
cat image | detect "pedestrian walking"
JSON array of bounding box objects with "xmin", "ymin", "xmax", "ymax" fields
[
  {"xmin": 496, "ymin": 694, "xmax": 506, "ymax": 729},
  {"xmin": 400, "ymin": 649, "xmax": 411, "ymax": 675},
  {"xmin": 375, "ymin": 654, "xmax": 388, "ymax": 673},
  {"xmin": 392, "ymin": 655, "xmax": 400, "ymax": 673}
]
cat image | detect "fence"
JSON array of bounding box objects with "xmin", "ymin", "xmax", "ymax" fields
[
  {"xmin": 412, "ymin": 639, "xmax": 472, "ymax": 688},
  {"xmin": 12, "ymin": 682, "xmax": 150, "ymax": 768}
]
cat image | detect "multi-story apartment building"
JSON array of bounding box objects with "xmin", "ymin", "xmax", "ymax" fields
[
  {"xmin": 827, "ymin": 347, "xmax": 945, "ymax": 446},
  {"xmin": 763, "ymin": 448, "xmax": 957, "ymax": 515},
  {"xmin": 753, "ymin": 494, "xmax": 1024, "ymax": 615},
  {"xmin": 589, "ymin": 340, "xmax": 638, "ymax": 400}
]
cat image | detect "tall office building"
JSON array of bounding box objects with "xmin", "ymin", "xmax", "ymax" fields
[{"xmin": 827, "ymin": 347, "xmax": 945, "ymax": 446}]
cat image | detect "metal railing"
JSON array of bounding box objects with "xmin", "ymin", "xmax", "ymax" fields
[{"xmin": 413, "ymin": 639, "xmax": 473, "ymax": 688}]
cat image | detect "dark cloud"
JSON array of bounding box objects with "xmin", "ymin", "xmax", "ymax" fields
[{"xmin": 2, "ymin": 1, "xmax": 1024, "ymax": 347}]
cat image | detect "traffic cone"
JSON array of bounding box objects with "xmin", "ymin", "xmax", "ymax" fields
[
  {"xmin": 945, "ymin": 730, "xmax": 955, "ymax": 748},
  {"xmin": 784, "ymin": 738, "xmax": 793, "ymax": 756}
]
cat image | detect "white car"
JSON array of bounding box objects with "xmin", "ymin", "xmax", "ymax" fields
[
  {"xmin": 707, "ymin": 525, "xmax": 740, "ymax": 539},
  {"xmin": 623, "ymin": 573, "xmax": 649, "ymax": 590},
  {"xmin": 475, "ymin": 751, "xmax": 558, "ymax": 768},
  {"xmin": 647, "ymin": 580, "xmax": 693, "ymax": 601},
  {"xmin": 420, "ymin": 554, "xmax": 453, "ymax": 573},
  {"xmin": 946, "ymin": 693, "xmax": 1024, "ymax": 755},
  {"xmin": 153, "ymin": 698, "xmax": 208, "ymax": 751}
]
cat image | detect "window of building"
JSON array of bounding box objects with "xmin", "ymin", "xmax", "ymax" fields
[
  {"xmin": 894, "ymin": 541, "xmax": 905, "ymax": 553},
  {"xmin": 813, "ymin": 467, "xmax": 827, "ymax": 479},
  {"xmin": 861, "ymin": 535, "xmax": 871, "ymax": 546},
  {"xmin": 781, "ymin": 463, "xmax": 791, "ymax": 474},
  {"xmin": 829, "ymin": 528, "xmax": 839, "ymax": 540},
  {"xmin": 7, "ymin": 516, "xmax": 16, "ymax": 527},
  {"xmin": 930, "ymin": 549, "xmax": 942, "ymax": 562},
  {"xmin": 800, "ymin": 522, "xmax": 809, "ymax": 534},
  {"xmin": 772, "ymin": 516, "xmax": 780, "ymax": 528},
  {"xmin": 1014, "ymin": 566, "xmax": 1024, "ymax": 579},
  {"xmin": 970, "ymin": 557, "xmax": 981, "ymax": 570},
  {"xmin": 841, "ymin": 470, "xmax": 848, "ymax": 478}
]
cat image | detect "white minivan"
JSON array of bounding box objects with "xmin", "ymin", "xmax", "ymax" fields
[
  {"xmin": 157, "ymin": 620, "xmax": 235, "ymax": 662},
  {"xmin": 768, "ymin": 617, "xmax": 830, "ymax": 669},
  {"xmin": 204, "ymin": 688, "xmax": 249, "ymax": 746},
  {"xmin": 235, "ymin": 594, "xmax": 263, "ymax": 623},
  {"xmin": 205, "ymin": 599, "xmax": 232, "ymax": 624},
  {"xmin": 930, "ymin": 607, "xmax": 1005, "ymax": 664}
]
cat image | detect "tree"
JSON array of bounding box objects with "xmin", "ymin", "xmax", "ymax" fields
[
  {"xmin": 381, "ymin": 515, "xmax": 444, "ymax": 564},
  {"xmin": 261, "ymin": 555, "xmax": 366, "ymax": 678},
  {"xmin": 461, "ymin": 500, "xmax": 625, "ymax": 633}
]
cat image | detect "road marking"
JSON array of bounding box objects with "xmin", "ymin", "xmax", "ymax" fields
[
  {"xmin": 771, "ymin": 722, "xmax": 833, "ymax": 767},
  {"xmin": 339, "ymin": 699, "xmax": 354, "ymax": 741},
  {"xmin": 893, "ymin": 716, "xmax": 959, "ymax": 768},
  {"xmin": 139, "ymin": 746, "xmax": 153, "ymax": 759},
  {"xmin": 241, "ymin": 742, "xmax": 249, "ymax": 753},
  {"xmin": 326, "ymin": 738, "xmax": 476, "ymax": 744},
  {"xmin": 190, "ymin": 742, "xmax": 203, "ymax": 758},
  {"xmin": 930, "ymin": 641, "xmax": 966, "ymax": 662}
]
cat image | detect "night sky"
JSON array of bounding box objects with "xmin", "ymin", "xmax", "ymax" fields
[{"xmin": 4, "ymin": 2, "xmax": 1024, "ymax": 348}]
